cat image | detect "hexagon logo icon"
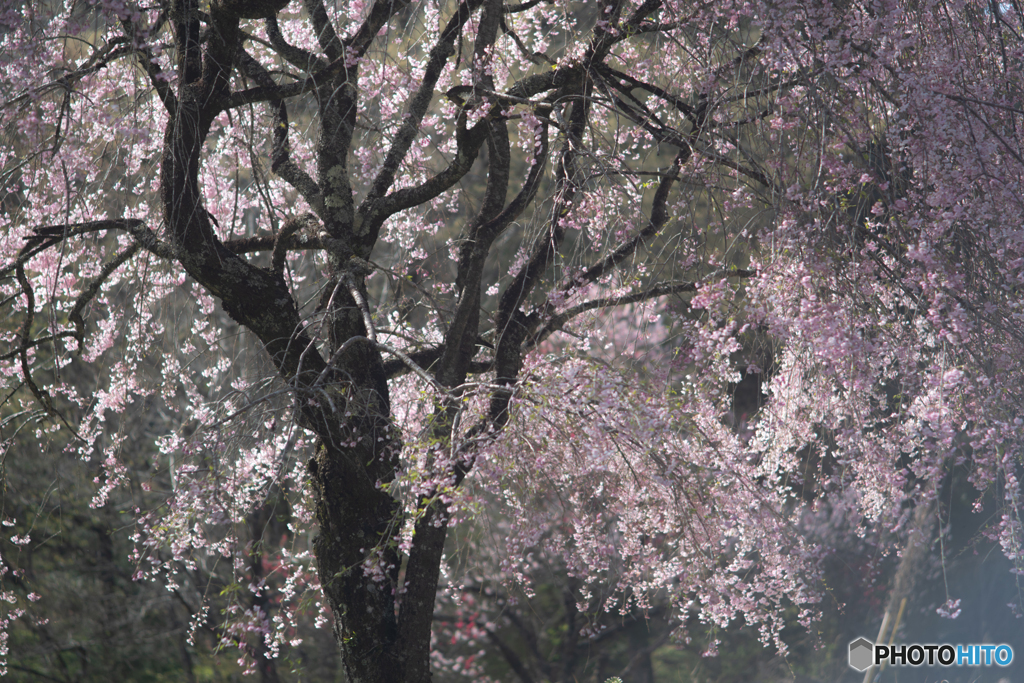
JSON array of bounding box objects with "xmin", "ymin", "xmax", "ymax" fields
[{"xmin": 849, "ymin": 637, "xmax": 875, "ymax": 672}]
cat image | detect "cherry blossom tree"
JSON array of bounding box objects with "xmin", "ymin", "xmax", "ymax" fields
[{"xmin": 2, "ymin": 0, "xmax": 1023, "ymax": 681}]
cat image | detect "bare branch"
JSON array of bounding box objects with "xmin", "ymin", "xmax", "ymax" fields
[{"xmin": 528, "ymin": 269, "xmax": 756, "ymax": 350}]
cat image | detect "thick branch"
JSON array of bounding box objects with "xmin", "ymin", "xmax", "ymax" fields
[
  {"xmin": 360, "ymin": 0, "xmax": 484, "ymax": 214},
  {"xmin": 13, "ymin": 263, "xmax": 52, "ymax": 412},
  {"xmin": 568, "ymin": 146, "xmax": 690, "ymax": 291},
  {"xmin": 119, "ymin": 17, "xmax": 178, "ymax": 115},
  {"xmin": 266, "ymin": 15, "xmax": 326, "ymax": 71},
  {"xmin": 486, "ymin": 629, "xmax": 538, "ymax": 683},
  {"xmin": 236, "ymin": 48, "xmax": 325, "ymax": 214},
  {"xmin": 493, "ymin": 81, "xmax": 591, "ymax": 353},
  {"xmin": 433, "ymin": 0, "xmax": 510, "ymax": 388},
  {"xmin": 224, "ymin": 232, "xmax": 324, "ymax": 254},
  {"xmin": 271, "ymin": 216, "xmax": 307, "ymax": 274},
  {"xmin": 302, "ymin": 0, "xmax": 344, "ymax": 61},
  {"xmin": 346, "ymin": 0, "xmax": 414, "ymax": 59},
  {"xmin": 371, "ymin": 111, "xmax": 486, "ymax": 218}
]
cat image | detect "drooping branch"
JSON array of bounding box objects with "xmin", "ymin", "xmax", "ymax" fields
[
  {"xmin": 380, "ymin": 346, "xmax": 493, "ymax": 379},
  {"xmin": 377, "ymin": 64, "xmax": 563, "ymax": 220},
  {"xmin": 596, "ymin": 64, "xmax": 696, "ymax": 119},
  {"xmin": 66, "ymin": 243, "xmax": 142, "ymax": 345},
  {"xmin": 396, "ymin": 0, "xmax": 516, "ymax": 644},
  {"xmin": 3, "ymin": 221, "xmax": 173, "ymax": 282},
  {"xmin": 457, "ymin": 116, "xmax": 551, "ymax": 298},
  {"xmin": 0, "ymin": 40, "xmax": 134, "ymax": 115},
  {"xmin": 594, "ymin": 55, "xmax": 779, "ymax": 191},
  {"xmin": 487, "ymin": 76, "xmax": 592, "ymax": 432}
]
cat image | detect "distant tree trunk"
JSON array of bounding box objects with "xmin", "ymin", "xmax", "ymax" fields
[
  {"xmin": 883, "ymin": 494, "xmax": 938, "ymax": 628},
  {"xmin": 860, "ymin": 484, "xmax": 939, "ymax": 683}
]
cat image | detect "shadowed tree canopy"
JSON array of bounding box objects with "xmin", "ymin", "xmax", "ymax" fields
[{"xmin": 2, "ymin": 0, "xmax": 1024, "ymax": 681}]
